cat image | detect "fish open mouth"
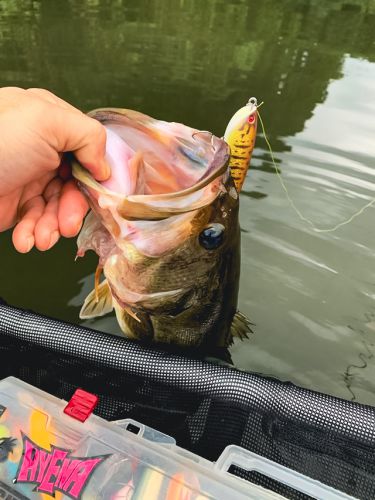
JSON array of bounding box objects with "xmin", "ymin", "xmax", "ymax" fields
[{"xmin": 72, "ymin": 109, "xmax": 230, "ymax": 220}]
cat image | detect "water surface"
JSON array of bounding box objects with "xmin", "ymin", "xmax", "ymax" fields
[{"xmin": 1, "ymin": 0, "xmax": 375, "ymax": 404}]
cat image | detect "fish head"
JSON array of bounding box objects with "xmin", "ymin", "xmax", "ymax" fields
[{"xmin": 74, "ymin": 108, "xmax": 241, "ymax": 347}]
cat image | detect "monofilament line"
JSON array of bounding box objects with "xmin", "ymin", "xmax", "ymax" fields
[{"xmin": 257, "ymin": 110, "xmax": 375, "ymax": 233}]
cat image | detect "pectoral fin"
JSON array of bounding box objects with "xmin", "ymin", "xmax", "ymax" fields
[
  {"xmin": 80, "ymin": 279, "xmax": 113, "ymax": 319},
  {"xmin": 113, "ymin": 300, "xmax": 141, "ymax": 338},
  {"xmin": 230, "ymin": 311, "xmax": 253, "ymax": 341},
  {"xmin": 94, "ymin": 265, "xmax": 103, "ymax": 303}
]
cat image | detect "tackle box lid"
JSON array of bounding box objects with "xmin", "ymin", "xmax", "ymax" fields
[{"xmin": 0, "ymin": 377, "xmax": 356, "ymax": 500}]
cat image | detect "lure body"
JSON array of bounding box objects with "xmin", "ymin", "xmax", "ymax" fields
[{"xmin": 223, "ymin": 98, "xmax": 258, "ymax": 192}]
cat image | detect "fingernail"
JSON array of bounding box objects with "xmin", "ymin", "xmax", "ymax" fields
[
  {"xmin": 48, "ymin": 231, "xmax": 60, "ymax": 250},
  {"xmin": 26, "ymin": 236, "xmax": 34, "ymax": 253}
]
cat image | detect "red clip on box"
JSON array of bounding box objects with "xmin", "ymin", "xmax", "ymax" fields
[{"xmin": 63, "ymin": 388, "xmax": 98, "ymax": 422}]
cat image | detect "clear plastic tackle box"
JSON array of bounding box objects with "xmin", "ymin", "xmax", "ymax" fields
[{"xmin": 0, "ymin": 377, "xmax": 355, "ymax": 500}]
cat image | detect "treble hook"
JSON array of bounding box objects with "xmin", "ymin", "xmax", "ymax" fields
[{"xmin": 192, "ymin": 130, "xmax": 216, "ymax": 152}]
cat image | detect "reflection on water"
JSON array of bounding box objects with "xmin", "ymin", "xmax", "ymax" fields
[{"xmin": 0, "ymin": 0, "xmax": 375, "ymax": 404}]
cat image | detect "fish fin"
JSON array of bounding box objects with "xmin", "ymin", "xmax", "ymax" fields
[
  {"xmin": 113, "ymin": 301, "xmax": 140, "ymax": 338},
  {"xmin": 124, "ymin": 304, "xmax": 141, "ymax": 323},
  {"xmin": 230, "ymin": 311, "xmax": 253, "ymax": 341},
  {"xmin": 80, "ymin": 279, "xmax": 113, "ymax": 319},
  {"xmin": 94, "ymin": 265, "xmax": 103, "ymax": 303}
]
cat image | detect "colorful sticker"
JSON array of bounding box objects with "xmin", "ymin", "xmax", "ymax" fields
[{"xmin": 15, "ymin": 434, "xmax": 109, "ymax": 500}]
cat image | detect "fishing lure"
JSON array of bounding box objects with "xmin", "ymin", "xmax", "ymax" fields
[{"xmin": 224, "ymin": 97, "xmax": 258, "ymax": 192}]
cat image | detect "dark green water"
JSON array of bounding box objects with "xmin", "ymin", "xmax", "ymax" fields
[{"xmin": 1, "ymin": 0, "xmax": 375, "ymax": 404}]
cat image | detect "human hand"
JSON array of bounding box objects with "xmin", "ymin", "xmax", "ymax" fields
[{"xmin": 0, "ymin": 87, "xmax": 110, "ymax": 252}]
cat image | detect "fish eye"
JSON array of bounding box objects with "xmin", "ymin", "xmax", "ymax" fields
[{"xmin": 199, "ymin": 223, "xmax": 225, "ymax": 250}]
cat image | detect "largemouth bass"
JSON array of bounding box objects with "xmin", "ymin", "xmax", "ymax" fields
[{"xmin": 73, "ymin": 100, "xmax": 257, "ymax": 349}]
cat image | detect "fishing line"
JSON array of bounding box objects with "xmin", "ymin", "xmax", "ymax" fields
[{"xmin": 256, "ymin": 109, "xmax": 375, "ymax": 233}]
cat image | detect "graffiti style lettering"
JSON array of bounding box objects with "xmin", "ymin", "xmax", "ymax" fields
[{"xmin": 16, "ymin": 435, "xmax": 107, "ymax": 500}]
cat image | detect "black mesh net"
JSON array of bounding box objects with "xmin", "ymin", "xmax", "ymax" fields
[{"xmin": 1, "ymin": 300, "xmax": 375, "ymax": 499}]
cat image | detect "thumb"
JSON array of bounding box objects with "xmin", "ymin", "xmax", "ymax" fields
[{"xmin": 51, "ymin": 107, "xmax": 111, "ymax": 181}]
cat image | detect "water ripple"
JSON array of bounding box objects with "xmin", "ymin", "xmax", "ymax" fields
[{"xmin": 248, "ymin": 230, "xmax": 338, "ymax": 274}]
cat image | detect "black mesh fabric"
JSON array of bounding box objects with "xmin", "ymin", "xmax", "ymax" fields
[{"xmin": 1, "ymin": 300, "xmax": 375, "ymax": 499}]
